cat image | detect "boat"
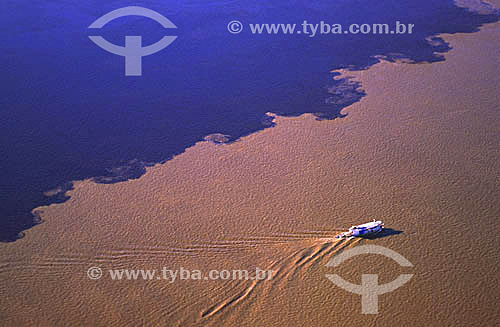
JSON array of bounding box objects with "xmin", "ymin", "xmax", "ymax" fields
[{"xmin": 335, "ymin": 220, "xmax": 384, "ymax": 239}]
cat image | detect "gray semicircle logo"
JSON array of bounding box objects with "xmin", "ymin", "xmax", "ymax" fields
[
  {"xmin": 88, "ymin": 6, "xmax": 177, "ymax": 76},
  {"xmin": 325, "ymin": 245, "xmax": 414, "ymax": 314}
]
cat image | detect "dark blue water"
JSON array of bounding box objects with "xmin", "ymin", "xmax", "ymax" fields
[{"xmin": 0, "ymin": 0, "xmax": 497, "ymax": 241}]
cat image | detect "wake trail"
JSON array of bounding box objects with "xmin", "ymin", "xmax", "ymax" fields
[{"xmin": 199, "ymin": 236, "xmax": 363, "ymax": 321}]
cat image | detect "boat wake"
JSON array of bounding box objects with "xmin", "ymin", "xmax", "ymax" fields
[
  {"xmin": 0, "ymin": 231, "xmax": 364, "ymax": 326},
  {"xmin": 197, "ymin": 236, "xmax": 363, "ymax": 324}
]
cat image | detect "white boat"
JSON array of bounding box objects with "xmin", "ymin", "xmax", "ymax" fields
[{"xmin": 335, "ymin": 220, "xmax": 384, "ymax": 239}]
